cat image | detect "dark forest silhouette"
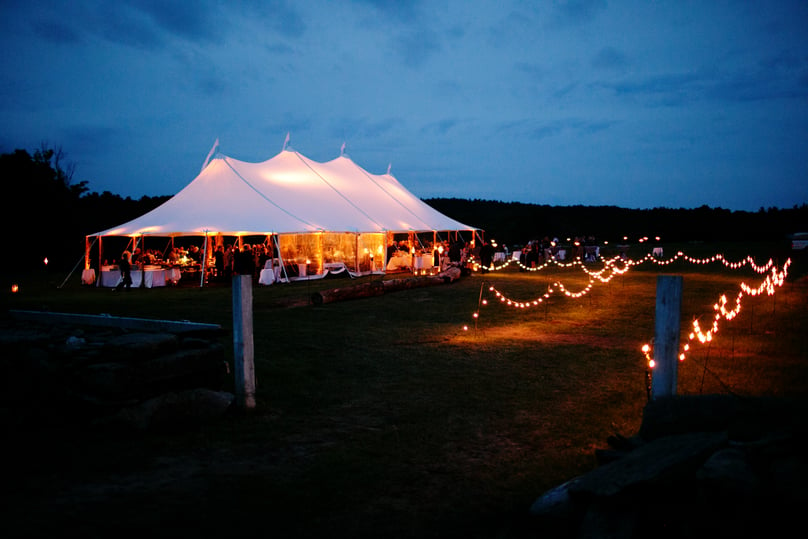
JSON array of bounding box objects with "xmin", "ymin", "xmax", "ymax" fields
[{"xmin": 2, "ymin": 146, "xmax": 806, "ymax": 272}]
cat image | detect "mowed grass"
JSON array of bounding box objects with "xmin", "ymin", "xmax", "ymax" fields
[{"xmin": 4, "ymin": 242, "xmax": 808, "ymax": 538}]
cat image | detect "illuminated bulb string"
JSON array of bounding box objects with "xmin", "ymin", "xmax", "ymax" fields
[
  {"xmin": 468, "ymin": 250, "xmax": 792, "ymax": 369},
  {"xmin": 637, "ymin": 258, "xmax": 790, "ymax": 367},
  {"xmin": 470, "ymin": 251, "xmax": 776, "ymax": 276}
]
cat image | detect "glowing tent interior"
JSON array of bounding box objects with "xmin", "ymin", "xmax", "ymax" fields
[{"xmin": 84, "ymin": 143, "xmax": 478, "ymax": 286}]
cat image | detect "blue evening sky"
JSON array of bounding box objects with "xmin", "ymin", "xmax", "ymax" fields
[{"xmin": 1, "ymin": 0, "xmax": 806, "ymax": 210}]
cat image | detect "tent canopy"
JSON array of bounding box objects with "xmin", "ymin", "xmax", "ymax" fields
[{"xmin": 92, "ymin": 148, "xmax": 475, "ymax": 238}]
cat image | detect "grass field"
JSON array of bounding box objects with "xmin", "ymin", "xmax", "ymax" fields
[{"xmin": 4, "ymin": 242, "xmax": 807, "ymax": 538}]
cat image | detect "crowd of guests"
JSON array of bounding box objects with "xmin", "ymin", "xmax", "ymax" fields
[
  {"xmin": 114, "ymin": 237, "xmax": 484, "ymax": 287},
  {"xmin": 212, "ymin": 243, "xmax": 279, "ymax": 282},
  {"xmin": 515, "ymin": 235, "xmax": 601, "ymax": 269},
  {"xmin": 386, "ymin": 238, "xmax": 473, "ymax": 274}
]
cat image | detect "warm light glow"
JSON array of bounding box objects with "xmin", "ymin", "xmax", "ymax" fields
[
  {"xmin": 43, "ymin": 257, "xmax": 48, "ymax": 265},
  {"xmin": 11, "ymin": 284, "xmax": 19, "ymax": 293},
  {"xmin": 468, "ymin": 246, "xmax": 792, "ymax": 374}
]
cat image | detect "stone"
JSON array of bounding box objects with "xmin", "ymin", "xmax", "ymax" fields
[{"xmin": 115, "ymin": 388, "xmax": 235, "ymax": 431}]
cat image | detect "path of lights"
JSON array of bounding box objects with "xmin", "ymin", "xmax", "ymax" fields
[
  {"xmin": 469, "ymin": 251, "xmax": 776, "ymax": 276},
  {"xmin": 637, "ymin": 258, "xmax": 790, "ymax": 368},
  {"xmin": 468, "ymin": 251, "xmax": 792, "ymax": 370}
]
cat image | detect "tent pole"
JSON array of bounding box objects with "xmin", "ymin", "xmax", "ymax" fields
[
  {"xmin": 273, "ymin": 234, "xmax": 289, "ymax": 282},
  {"xmin": 200, "ymin": 231, "xmax": 209, "ymax": 288},
  {"xmin": 97, "ymin": 236, "xmax": 104, "ymax": 286}
]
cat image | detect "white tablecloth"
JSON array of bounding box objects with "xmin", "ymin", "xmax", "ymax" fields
[
  {"xmin": 324, "ymin": 262, "xmax": 349, "ymax": 275},
  {"xmin": 386, "ymin": 254, "xmax": 411, "ymax": 271},
  {"xmin": 653, "ymin": 247, "xmax": 664, "ymax": 257},
  {"xmin": 81, "ymin": 268, "xmax": 96, "ymax": 285},
  {"xmin": 99, "ymin": 267, "xmax": 167, "ymax": 288},
  {"xmin": 259, "ymin": 267, "xmax": 281, "ymax": 285},
  {"xmin": 493, "ymin": 252, "xmax": 506, "ymax": 262},
  {"xmin": 413, "ymin": 254, "xmax": 433, "ymax": 270},
  {"xmin": 167, "ymin": 268, "xmax": 181, "ymax": 284}
]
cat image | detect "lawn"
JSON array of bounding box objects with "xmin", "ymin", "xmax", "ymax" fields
[{"xmin": 4, "ymin": 242, "xmax": 807, "ymax": 538}]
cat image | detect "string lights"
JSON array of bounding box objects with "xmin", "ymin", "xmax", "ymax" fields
[{"xmin": 467, "ymin": 247, "xmax": 793, "ymax": 371}]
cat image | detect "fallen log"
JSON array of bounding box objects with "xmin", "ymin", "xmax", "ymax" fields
[
  {"xmin": 311, "ymin": 266, "xmax": 463, "ymax": 305},
  {"xmin": 311, "ymin": 280, "xmax": 385, "ymax": 305}
]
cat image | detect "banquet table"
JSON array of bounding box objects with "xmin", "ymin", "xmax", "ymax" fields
[
  {"xmin": 99, "ymin": 265, "xmax": 167, "ymax": 288},
  {"xmin": 386, "ymin": 252, "xmax": 412, "ymax": 271},
  {"xmin": 81, "ymin": 268, "xmax": 96, "ymax": 285},
  {"xmin": 259, "ymin": 267, "xmax": 281, "ymax": 285},
  {"xmin": 653, "ymin": 247, "xmax": 664, "ymax": 257},
  {"xmin": 413, "ymin": 254, "xmax": 433, "ymax": 271},
  {"xmin": 167, "ymin": 267, "xmax": 181, "ymax": 284},
  {"xmin": 493, "ymin": 252, "xmax": 506, "ymax": 263}
]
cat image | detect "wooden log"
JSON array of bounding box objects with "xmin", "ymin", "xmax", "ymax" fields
[
  {"xmin": 439, "ymin": 266, "xmax": 462, "ymax": 282},
  {"xmin": 311, "ymin": 280, "xmax": 385, "ymax": 305},
  {"xmin": 381, "ymin": 275, "xmax": 444, "ymax": 293},
  {"xmin": 311, "ymin": 267, "xmax": 463, "ymax": 305}
]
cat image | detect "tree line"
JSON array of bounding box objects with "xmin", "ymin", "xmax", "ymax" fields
[
  {"xmin": 426, "ymin": 198, "xmax": 808, "ymax": 248},
  {"xmin": 2, "ymin": 146, "xmax": 806, "ymax": 273}
]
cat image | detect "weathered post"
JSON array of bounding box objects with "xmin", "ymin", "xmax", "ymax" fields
[
  {"xmin": 232, "ymin": 274, "xmax": 256, "ymax": 409},
  {"xmin": 651, "ymin": 275, "xmax": 682, "ymax": 399}
]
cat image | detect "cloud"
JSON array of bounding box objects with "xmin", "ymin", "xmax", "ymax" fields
[
  {"xmin": 30, "ymin": 19, "xmax": 83, "ymax": 45},
  {"xmin": 547, "ymin": 0, "xmax": 607, "ymax": 28},
  {"xmin": 497, "ymin": 117, "xmax": 617, "ymax": 142},
  {"xmin": 354, "ymin": 0, "xmax": 423, "ymax": 23},
  {"xmin": 601, "ymin": 71, "xmax": 709, "ymax": 106},
  {"xmin": 420, "ymin": 118, "xmax": 460, "ymax": 136},
  {"xmin": 391, "ymin": 26, "xmax": 442, "ymax": 68},
  {"xmin": 127, "ymin": 0, "xmax": 225, "ymax": 44},
  {"xmin": 591, "ymin": 46, "xmax": 629, "ymax": 71}
]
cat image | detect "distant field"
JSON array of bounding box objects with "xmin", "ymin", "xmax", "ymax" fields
[{"xmin": 4, "ymin": 242, "xmax": 807, "ymax": 538}]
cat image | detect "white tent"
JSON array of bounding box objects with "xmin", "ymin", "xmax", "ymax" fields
[{"xmin": 86, "ymin": 145, "xmax": 477, "ymax": 285}]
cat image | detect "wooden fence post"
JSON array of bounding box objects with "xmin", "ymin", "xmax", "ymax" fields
[
  {"xmin": 651, "ymin": 275, "xmax": 682, "ymax": 400},
  {"xmin": 232, "ymin": 274, "xmax": 256, "ymax": 409}
]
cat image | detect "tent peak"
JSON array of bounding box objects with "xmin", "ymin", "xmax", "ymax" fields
[{"xmin": 200, "ymin": 138, "xmax": 220, "ymax": 172}]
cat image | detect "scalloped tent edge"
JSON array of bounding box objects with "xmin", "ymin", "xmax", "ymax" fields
[{"xmin": 84, "ymin": 146, "xmax": 481, "ymax": 284}]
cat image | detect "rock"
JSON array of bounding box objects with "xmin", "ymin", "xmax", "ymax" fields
[
  {"xmin": 568, "ymin": 431, "xmax": 728, "ymax": 498},
  {"xmin": 0, "ymin": 314, "xmax": 229, "ymax": 432},
  {"xmin": 529, "ymin": 477, "xmax": 580, "ymax": 519},
  {"xmin": 114, "ymin": 388, "xmax": 234, "ymax": 431},
  {"xmin": 103, "ymin": 332, "xmax": 180, "ymax": 363},
  {"xmin": 696, "ymin": 447, "xmax": 759, "ymax": 499},
  {"xmin": 529, "ymin": 396, "xmax": 808, "ymax": 538}
]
